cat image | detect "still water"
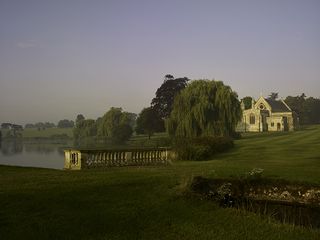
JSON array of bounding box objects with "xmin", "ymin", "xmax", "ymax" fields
[{"xmin": 0, "ymin": 140, "xmax": 71, "ymax": 169}]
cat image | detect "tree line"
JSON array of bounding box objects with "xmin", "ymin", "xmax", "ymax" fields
[
  {"xmin": 24, "ymin": 120, "xmax": 75, "ymax": 130},
  {"xmin": 285, "ymin": 94, "xmax": 320, "ymax": 125},
  {"xmin": 74, "ymin": 75, "xmax": 243, "ymax": 144},
  {"xmin": 3, "ymin": 76, "xmax": 319, "ymax": 145},
  {"xmin": 74, "ymin": 75, "xmax": 320, "ymax": 146}
]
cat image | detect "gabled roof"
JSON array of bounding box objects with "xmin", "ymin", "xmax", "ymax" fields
[{"xmin": 265, "ymin": 99, "xmax": 291, "ymax": 112}]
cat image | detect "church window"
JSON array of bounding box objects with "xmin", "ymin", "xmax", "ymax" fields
[
  {"xmin": 271, "ymin": 122, "xmax": 274, "ymax": 127},
  {"xmin": 249, "ymin": 114, "xmax": 255, "ymax": 124},
  {"xmin": 259, "ymin": 104, "xmax": 265, "ymax": 110}
]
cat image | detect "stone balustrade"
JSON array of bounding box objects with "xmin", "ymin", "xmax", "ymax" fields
[{"xmin": 64, "ymin": 148, "xmax": 170, "ymax": 170}]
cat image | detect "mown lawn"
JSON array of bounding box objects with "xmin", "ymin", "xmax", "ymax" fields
[{"xmin": 0, "ymin": 126, "xmax": 320, "ymax": 239}]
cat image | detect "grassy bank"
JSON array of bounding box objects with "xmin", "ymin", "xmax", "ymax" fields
[{"xmin": 0, "ymin": 126, "xmax": 320, "ymax": 239}]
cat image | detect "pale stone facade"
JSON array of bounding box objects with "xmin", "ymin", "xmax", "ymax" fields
[
  {"xmin": 64, "ymin": 148, "xmax": 170, "ymax": 170},
  {"xmin": 237, "ymin": 97, "xmax": 297, "ymax": 132}
]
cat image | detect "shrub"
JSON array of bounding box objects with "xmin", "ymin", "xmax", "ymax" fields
[
  {"xmin": 173, "ymin": 136, "xmax": 234, "ymax": 161},
  {"xmin": 230, "ymin": 131, "xmax": 242, "ymax": 140}
]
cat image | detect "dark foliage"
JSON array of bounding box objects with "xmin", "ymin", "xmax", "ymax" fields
[
  {"xmin": 73, "ymin": 119, "xmax": 97, "ymax": 140},
  {"xmin": 172, "ymin": 136, "xmax": 234, "ymax": 161},
  {"xmin": 151, "ymin": 75, "xmax": 189, "ymax": 119},
  {"xmin": 57, "ymin": 119, "xmax": 74, "ymax": 128},
  {"xmin": 167, "ymin": 80, "xmax": 241, "ymax": 137},
  {"xmin": 112, "ymin": 124, "xmax": 133, "ymax": 144},
  {"xmin": 285, "ymin": 94, "xmax": 320, "ymax": 125},
  {"xmin": 25, "ymin": 122, "xmax": 55, "ymax": 129},
  {"xmin": 135, "ymin": 107, "xmax": 164, "ymax": 138},
  {"xmin": 241, "ymin": 96, "xmax": 253, "ymax": 110}
]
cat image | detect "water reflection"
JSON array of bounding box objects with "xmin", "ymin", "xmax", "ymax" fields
[
  {"xmin": 25, "ymin": 143, "xmax": 56, "ymax": 155},
  {"xmin": 0, "ymin": 140, "xmax": 68, "ymax": 156},
  {"xmin": 0, "ymin": 140, "xmax": 23, "ymax": 156},
  {"xmin": 0, "ymin": 140, "xmax": 71, "ymax": 169}
]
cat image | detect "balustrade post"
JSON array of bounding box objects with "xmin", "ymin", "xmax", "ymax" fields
[{"xmin": 126, "ymin": 151, "xmax": 132, "ymax": 165}]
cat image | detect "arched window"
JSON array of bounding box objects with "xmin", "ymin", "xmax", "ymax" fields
[{"xmin": 249, "ymin": 114, "xmax": 255, "ymax": 124}]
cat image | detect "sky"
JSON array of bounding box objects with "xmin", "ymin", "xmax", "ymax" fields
[{"xmin": 0, "ymin": 0, "xmax": 319, "ymax": 125}]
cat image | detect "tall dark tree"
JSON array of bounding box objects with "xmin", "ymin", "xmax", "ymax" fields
[
  {"xmin": 151, "ymin": 75, "xmax": 189, "ymax": 119},
  {"xmin": 136, "ymin": 107, "xmax": 164, "ymax": 139}
]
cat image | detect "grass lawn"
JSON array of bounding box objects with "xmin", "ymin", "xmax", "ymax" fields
[
  {"xmin": 22, "ymin": 128, "xmax": 73, "ymax": 139},
  {"xmin": 0, "ymin": 126, "xmax": 320, "ymax": 239}
]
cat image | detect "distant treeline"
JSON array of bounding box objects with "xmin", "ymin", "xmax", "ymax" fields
[
  {"xmin": 0, "ymin": 123, "xmax": 23, "ymax": 139},
  {"xmin": 1, "ymin": 120, "xmax": 75, "ymax": 131},
  {"xmin": 0, "ymin": 119, "xmax": 75, "ymax": 140},
  {"xmin": 285, "ymin": 94, "xmax": 320, "ymax": 125},
  {"xmin": 24, "ymin": 120, "xmax": 74, "ymax": 129},
  {"xmin": 2, "ymin": 78, "xmax": 320, "ymax": 145},
  {"xmin": 25, "ymin": 122, "xmax": 56, "ymax": 129},
  {"xmin": 1, "ymin": 123, "xmax": 23, "ymax": 130}
]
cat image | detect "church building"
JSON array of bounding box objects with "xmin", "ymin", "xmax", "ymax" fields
[{"xmin": 237, "ymin": 96, "xmax": 298, "ymax": 132}]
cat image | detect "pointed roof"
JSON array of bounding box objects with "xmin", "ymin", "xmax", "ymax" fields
[{"xmin": 265, "ymin": 99, "xmax": 291, "ymax": 112}]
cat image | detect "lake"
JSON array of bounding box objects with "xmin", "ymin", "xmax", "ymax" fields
[{"xmin": 0, "ymin": 140, "xmax": 72, "ymax": 169}]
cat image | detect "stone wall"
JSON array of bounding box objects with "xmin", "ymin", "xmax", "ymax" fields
[{"xmin": 64, "ymin": 148, "xmax": 171, "ymax": 170}]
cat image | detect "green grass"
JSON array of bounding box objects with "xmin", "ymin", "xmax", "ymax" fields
[
  {"xmin": 1, "ymin": 126, "xmax": 320, "ymax": 239},
  {"xmin": 22, "ymin": 128, "xmax": 73, "ymax": 139}
]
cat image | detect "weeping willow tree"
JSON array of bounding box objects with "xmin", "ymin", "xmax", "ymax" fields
[{"xmin": 166, "ymin": 80, "xmax": 241, "ymax": 137}]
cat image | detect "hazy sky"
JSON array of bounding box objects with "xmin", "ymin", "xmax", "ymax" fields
[{"xmin": 0, "ymin": 0, "xmax": 319, "ymax": 125}]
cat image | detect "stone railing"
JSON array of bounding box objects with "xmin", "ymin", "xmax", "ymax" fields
[{"xmin": 64, "ymin": 148, "xmax": 171, "ymax": 170}]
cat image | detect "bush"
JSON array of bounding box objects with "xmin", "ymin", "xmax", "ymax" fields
[
  {"xmin": 230, "ymin": 131, "xmax": 242, "ymax": 140},
  {"xmin": 173, "ymin": 136, "xmax": 234, "ymax": 161}
]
